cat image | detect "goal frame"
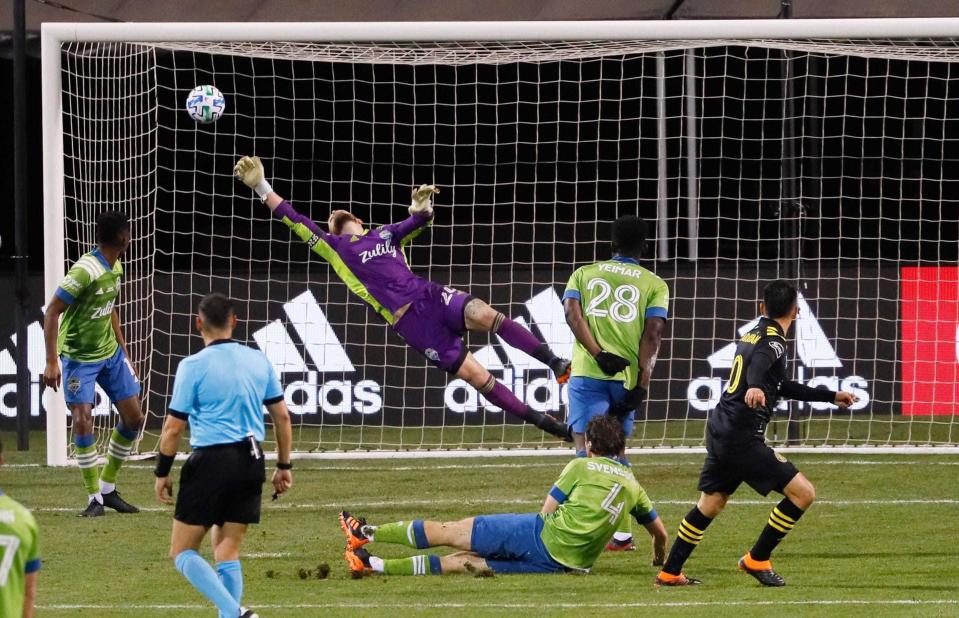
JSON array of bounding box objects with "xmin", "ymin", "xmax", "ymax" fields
[{"xmin": 41, "ymin": 18, "xmax": 959, "ymax": 465}]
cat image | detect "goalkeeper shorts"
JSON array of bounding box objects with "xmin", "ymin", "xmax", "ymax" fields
[{"xmin": 392, "ymin": 282, "xmax": 473, "ymax": 374}]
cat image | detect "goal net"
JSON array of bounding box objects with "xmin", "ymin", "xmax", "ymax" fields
[{"xmin": 43, "ymin": 22, "xmax": 959, "ymax": 463}]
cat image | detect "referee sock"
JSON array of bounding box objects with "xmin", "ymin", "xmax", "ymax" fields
[
  {"xmin": 749, "ymin": 498, "xmax": 805, "ymax": 562},
  {"xmin": 216, "ymin": 560, "xmax": 243, "ymax": 615},
  {"xmin": 368, "ymin": 520, "xmax": 430, "ymax": 549},
  {"xmin": 662, "ymin": 507, "xmax": 713, "ymax": 575},
  {"xmin": 74, "ymin": 434, "xmax": 101, "ymax": 503},
  {"xmin": 494, "ymin": 317, "xmax": 557, "ymax": 367},
  {"xmin": 99, "ymin": 422, "xmax": 136, "ymax": 494},
  {"xmin": 371, "ymin": 554, "xmax": 442, "ymax": 576},
  {"xmin": 175, "ymin": 550, "xmax": 241, "ymax": 617}
]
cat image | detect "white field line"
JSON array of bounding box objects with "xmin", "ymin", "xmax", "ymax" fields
[
  {"xmin": 28, "ymin": 497, "xmax": 959, "ymax": 514},
  {"xmin": 8, "ymin": 458, "xmax": 959, "ymax": 471},
  {"xmin": 36, "ymin": 599, "xmax": 959, "ymax": 610}
]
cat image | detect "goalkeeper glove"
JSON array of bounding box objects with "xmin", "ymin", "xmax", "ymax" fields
[
  {"xmin": 594, "ymin": 350, "xmax": 630, "ymax": 376},
  {"xmin": 410, "ymin": 184, "xmax": 439, "ymax": 216},
  {"xmin": 233, "ymin": 155, "xmax": 273, "ymax": 202},
  {"xmin": 609, "ymin": 386, "xmax": 647, "ymax": 423}
]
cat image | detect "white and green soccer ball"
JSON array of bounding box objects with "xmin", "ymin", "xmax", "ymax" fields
[{"xmin": 185, "ymin": 85, "xmax": 226, "ymax": 124}]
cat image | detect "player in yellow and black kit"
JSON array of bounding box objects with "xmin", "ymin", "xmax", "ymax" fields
[{"xmin": 656, "ymin": 280, "xmax": 858, "ymax": 588}]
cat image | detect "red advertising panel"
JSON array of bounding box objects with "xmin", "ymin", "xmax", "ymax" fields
[{"xmin": 901, "ymin": 267, "xmax": 959, "ymax": 416}]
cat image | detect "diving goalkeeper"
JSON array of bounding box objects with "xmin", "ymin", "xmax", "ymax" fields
[
  {"xmin": 234, "ymin": 156, "xmax": 571, "ymax": 440},
  {"xmin": 338, "ymin": 415, "xmax": 667, "ymax": 576}
]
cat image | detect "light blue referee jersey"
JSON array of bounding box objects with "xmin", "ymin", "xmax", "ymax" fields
[{"xmin": 169, "ymin": 339, "xmax": 284, "ymax": 448}]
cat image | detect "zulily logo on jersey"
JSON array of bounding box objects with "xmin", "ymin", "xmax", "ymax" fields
[
  {"xmin": 359, "ymin": 240, "xmax": 397, "ymax": 264},
  {"xmin": 687, "ymin": 293, "xmax": 869, "ymax": 412},
  {"xmin": 445, "ymin": 287, "xmax": 573, "ymax": 415},
  {"xmin": 252, "ymin": 290, "xmax": 382, "ymax": 415}
]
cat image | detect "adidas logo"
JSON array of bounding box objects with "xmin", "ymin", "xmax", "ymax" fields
[
  {"xmin": 446, "ymin": 287, "xmax": 573, "ymax": 415},
  {"xmin": 688, "ymin": 292, "xmax": 868, "ymax": 413},
  {"xmin": 252, "ymin": 290, "xmax": 381, "ymax": 415}
]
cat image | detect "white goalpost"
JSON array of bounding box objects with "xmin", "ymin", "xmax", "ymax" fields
[{"xmin": 42, "ymin": 19, "xmax": 959, "ymax": 465}]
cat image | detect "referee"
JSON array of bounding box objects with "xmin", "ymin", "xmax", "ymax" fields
[
  {"xmin": 154, "ymin": 293, "xmax": 293, "ymax": 618},
  {"xmin": 656, "ymin": 280, "xmax": 857, "ymax": 588}
]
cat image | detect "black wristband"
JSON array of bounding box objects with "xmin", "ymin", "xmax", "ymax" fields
[
  {"xmin": 154, "ymin": 452, "xmax": 175, "ymax": 477},
  {"xmin": 276, "ymin": 461, "xmax": 293, "ymax": 470}
]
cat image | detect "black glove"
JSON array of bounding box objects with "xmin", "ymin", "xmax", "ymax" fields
[
  {"xmin": 594, "ymin": 350, "xmax": 630, "ymax": 376},
  {"xmin": 609, "ymin": 386, "xmax": 647, "ymax": 422}
]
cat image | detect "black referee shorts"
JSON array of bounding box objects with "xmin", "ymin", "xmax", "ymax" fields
[
  {"xmin": 697, "ymin": 428, "xmax": 799, "ymax": 497},
  {"xmin": 175, "ymin": 441, "xmax": 266, "ymax": 528}
]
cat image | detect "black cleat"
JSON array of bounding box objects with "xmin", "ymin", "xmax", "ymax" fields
[
  {"xmin": 101, "ymin": 490, "xmax": 140, "ymax": 514},
  {"xmin": 739, "ymin": 555, "xmax": 786, "ymax": 587},
  {"xmin": 551, "ymin": 358, "xmax": 572, "ymax": 384},
  {"xmin": 79, "ymin": 500, "xmax": 105, "ymax": 518},
  {"xmin": 239, "ymin": 608, "xmax": 260, "ymax": 618}
]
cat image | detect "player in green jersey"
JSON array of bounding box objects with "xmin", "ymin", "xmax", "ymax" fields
[
  {"xmin": 338, "ymin": 415, "xmax": 667, "ymax": 576},
  {"xmin": 563, "ymin": 215, "xmax": 669, "ymax": 551},
  {"xmin": 42, "ymin": 211, "xmax": 144, "ymax": 517},
  {"xmin": 0, "ymin": 441, "xmax": 41, "ymax": 618}
]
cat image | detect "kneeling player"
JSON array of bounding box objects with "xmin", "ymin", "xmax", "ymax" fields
[
  {"xmin": 656, "ymin": 281, "xmax": 858, "ymax": 587},
  {"xmin": 339, "ymin": 415, "xmax": 667, "ymax": 576}
]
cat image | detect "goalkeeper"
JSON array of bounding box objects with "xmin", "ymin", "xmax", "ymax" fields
[
  {"xmin": 338, "ymin": 415, "xmax": 667, "ymax": 576},
  {"xmin": 234, "ymin": 156, "xmax": 571, "ymax": 440},
  {"xmin": 562, "ymin": 215, "xmax": 668, "ymax": 552}
]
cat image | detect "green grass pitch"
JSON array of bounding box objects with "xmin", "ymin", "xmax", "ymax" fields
[{"xmin": 3, "ymin": 437, "xmax": 958, "ymax": 617}]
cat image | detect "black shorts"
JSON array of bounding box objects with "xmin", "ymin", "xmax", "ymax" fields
[
  {"xmin": 697, "ymin": 429, "xmax": 799, "ymax": 497},
  {"xmin": 175, "ymin": 441, "xmax": 266, "ymax": 527}
]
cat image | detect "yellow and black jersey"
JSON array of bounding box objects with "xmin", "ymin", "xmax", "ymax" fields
[{"xmin": 710, "ymin": 317, "xmax": 834, "ymax": 440}]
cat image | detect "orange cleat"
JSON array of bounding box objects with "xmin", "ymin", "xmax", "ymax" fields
[
  {"xmin": 654, "ymin": 571, "xmax": 702, "ymax": 587},
  {"xmin": 553, "ymin": 359, "xmax": 572, "ymax": 384},
  {"xmin": 338, "ymin": 511, "xmax": 371, "ymax": 550},
  {"xmin": 605, "ymin": 537, "xmax": 636, "ymax": 552},
  {"xmin": 344, "ymin": 546, "xmax": 372, "ymax": 577}
]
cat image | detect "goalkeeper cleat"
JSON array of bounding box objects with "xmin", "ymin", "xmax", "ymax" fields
[
  {"xmin": 654, "ymin": 571, "xmax": 702, "ymax": 587},
  {"xmin": 529, "ymin": 411, "xmax": 573, "ymax": 442},
  {"xmin": 738, "ymin": 553, "xmax": 786, "ymax": 587},
  {"xmin": 339, "ymin": 511, "xmax": 371, "ymax": 550},
  {"xmin": 344, "ymin": 546, "xmax": 373, "ymax": 577},
  {"xmin": 79, "ymin": 500, "xmax": 105, "ymax": 518},
  {"xmin": 605, "ymin": 537, "xmax": 636, "ymax": 552},
  {"xmin": 101, "ymin": 490, "xmax": 140, "ymax": 514},
  {"xmin": 551, "ymin": 358, "xmax": 572, "ymax": 384}
]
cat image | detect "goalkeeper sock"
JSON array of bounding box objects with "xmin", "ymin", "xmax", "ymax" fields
[
  {"xmin": 74, "ymin": 434, "xmax": 101, "ymax": 503},
  {"xmin": 494, "ymin": 317, "xmax": 556, "ymax": 366},
  {"xmin": 216, "ymin": 560, "xmax": 243, "ymax": 611},
  {"xmin": 99, "ymin": 422, "xmax": 136, "ymax": 493},
  {"xmin": 749, "ymin": 498, "xmax": 805, "ymax": 561},
  {"xmin": 370, "ymin": 554, "xmax": 442, "ymax": 576},
  {"xmin": 369, "ymin": 520, "xmax": 430, "ymax": 548},
  {"xmin": 481, "ymin": 379, "xmax": 531, "ymax": 420},
  {"xmin": 174, "ymin": 550, "xmax": 240, "ymax": 617},
  {"xmin": 662, "ymin": 507, "xmax": 713, "ymax": 575}
]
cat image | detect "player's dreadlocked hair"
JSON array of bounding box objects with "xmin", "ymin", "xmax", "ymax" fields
[
  {"xmin": 585, "ymin": 415, "xmax": 626, "ymax": 457},
  {"xmin": 763, "ymin": 280, "xmax": 799, "ymax": 319},
  {"xmin": 610, "ymin": 215, "xmax": 648, "ymax": 259},
  {"xmin": 198, "ymin": 293, "xmax": 236, "ymax": 330},
  {"xmin": 96, "ymin": 210, "xmax": 130, "ymax": 247}
]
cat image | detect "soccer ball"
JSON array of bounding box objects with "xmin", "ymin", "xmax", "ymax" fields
[{"xmin": 185, "ymin": 85, "xmax": 226, "ymax": 124}]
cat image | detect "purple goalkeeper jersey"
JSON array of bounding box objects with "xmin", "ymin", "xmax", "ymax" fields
[{"xmin": 273, "ymin": 200, "xmax": 434, "ymax": 325}]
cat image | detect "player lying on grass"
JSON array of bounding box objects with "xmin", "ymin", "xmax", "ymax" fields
[
  {"xmin": 656, "ymin": 280, "xmax": 858, "ymax": 588},
  {"xmin": 234, "ymin": 156, "xmax": 571, "ymax": 440},
  {"xmin": 339, "ymin": 415, "xmax": 668, "ymax": 576},
  {"xmin": 42, "ymin": 210, "xmax": 144, "ymax": 517},
  {"xmin": 563, "ymin": 215, "xmax": 668, "ymax": 552}
]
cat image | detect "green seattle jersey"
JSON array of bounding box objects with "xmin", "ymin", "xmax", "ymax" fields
[
  {"xmin": 0, "ymin": 492, "xmax": 41, "ymax": 618},
  {"xmin": 55, "ymin": 249, "xmax": 122, "ymax": 362},
  {"xmin": 540, "ymin": 457, "xmax": 654, "ymax": 570},
  {"xmin": 563, "ymin": 257, "xmax": 669, "ymax": 389}
]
